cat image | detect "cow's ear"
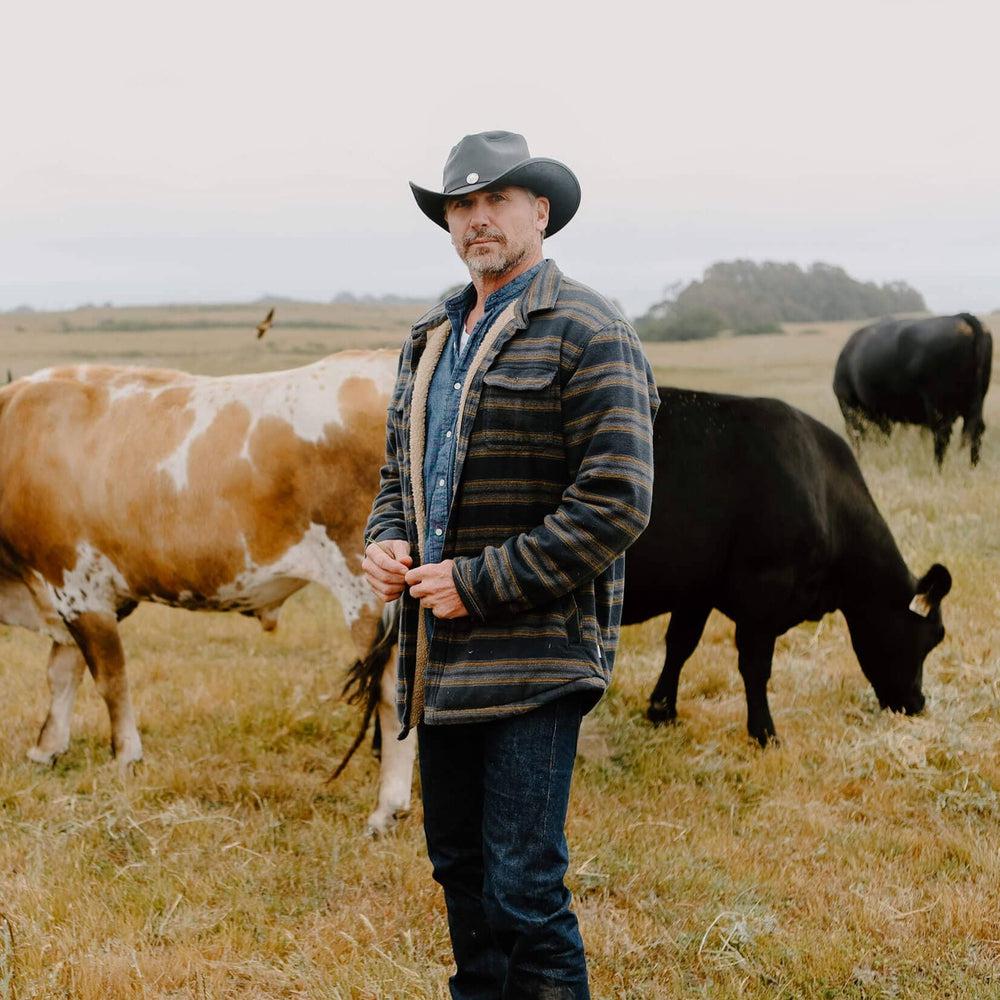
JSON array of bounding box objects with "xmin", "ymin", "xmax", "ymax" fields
[{"xmin": 909, "ymin": 564, "xmax": 952, "ymax": 617}]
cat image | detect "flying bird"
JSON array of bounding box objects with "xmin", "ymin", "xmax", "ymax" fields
[{"xmin": 255, "ymin": 307, "xmax": 275, "ymax": 339}]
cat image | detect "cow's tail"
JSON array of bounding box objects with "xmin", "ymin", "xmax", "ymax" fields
[
  {"xmin": 959, "ymin": 313, "xmax": 993, "ymax": 397},
  {"xmin": 329, "ymin": 600, "xmax": 400, "ymax": 781}
]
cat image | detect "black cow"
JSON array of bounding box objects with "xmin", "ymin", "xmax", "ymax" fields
[
  {"xmin": 833, "ymin": 313, "xmax": 993, "ymax": 466},
  {"xmin": 622, "ymin": 387, "xmax": 952, "ymax": 746}
]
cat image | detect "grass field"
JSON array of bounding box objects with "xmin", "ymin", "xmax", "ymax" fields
[
  {"xmin": 0, "ymin": 304, "xmax": 997, "ymax": 998},
  {"xmin": 0, "ymin": 301, "xmax": 420, "ymax": 379}
]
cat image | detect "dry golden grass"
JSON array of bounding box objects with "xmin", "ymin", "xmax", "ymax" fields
[
  {"xmin": 0, "ymin": 307, "xmax": 997, "ymax": 998},
  {"xmin": 0, "ymin": 300, "xmax": 424, "ymax": 379}
]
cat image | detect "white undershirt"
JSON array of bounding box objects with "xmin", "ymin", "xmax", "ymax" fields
[{"xmin": 459, "ymin": 324, "xmax": 471, "ymax": 357}]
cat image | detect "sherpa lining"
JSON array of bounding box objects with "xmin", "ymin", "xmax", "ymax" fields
[{"xmin": 406, "ymin": 298, "xmax": 521, "ymax": 725}]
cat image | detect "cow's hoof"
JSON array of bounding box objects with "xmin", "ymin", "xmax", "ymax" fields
[
  {"xmin": 115, "ymin": 758, "xmax": 144, "ymax": 781},
  {"xmin": 365, "ymin": 805, "xmax": 410, "ymax": 838},
  {"xmin": 26, "ymin": 746, "xmax": 58, "ymax": 766},
  {"xmin": 646, "ymin": 702, "xmax": 678, "ymax": 726},
  {"xmin": 750, "ymin": 730, "xmax": 779, "ymax": 748},
  {"xmin": 113, "ymin": 742, "xmax": 144, "ymax": 774}
]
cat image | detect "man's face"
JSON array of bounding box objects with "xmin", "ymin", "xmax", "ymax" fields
[{"xmin": 445, "ymin": 186, "xmax": 550, "ymax": 279}]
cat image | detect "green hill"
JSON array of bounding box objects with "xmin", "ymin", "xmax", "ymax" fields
[{"xmin": 636, "ymin": 260, "xmax": 926, "ymax": 341}]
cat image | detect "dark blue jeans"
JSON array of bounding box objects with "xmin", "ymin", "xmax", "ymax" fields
[{"xmin": 419, "ymin": 695, "xmax": 590, "ymax": 1000}]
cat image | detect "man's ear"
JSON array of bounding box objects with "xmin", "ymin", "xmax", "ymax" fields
[{"xmin": 535, "ymin": 195, "xmax": 550, "ymax": 234}]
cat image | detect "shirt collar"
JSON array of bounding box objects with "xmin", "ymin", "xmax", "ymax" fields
[
  {"xmin": 483, "ymin": 260, "xmax": 546, "ymax": 312},
  {"xmin": 443, "ymin": 282, "xmax": 476, "ymax": 333},
  {"xmin": 443, "ymin": 260, "xmax": 546, "ymax": 333},
  {"xmin": 412, "ymin": 258, "xmax": 563, "ymax": 339}
]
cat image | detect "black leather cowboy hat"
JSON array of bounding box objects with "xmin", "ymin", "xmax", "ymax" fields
[{"xmin": 409, "ymin": 131, "xmax": 581, "ymax": 237}]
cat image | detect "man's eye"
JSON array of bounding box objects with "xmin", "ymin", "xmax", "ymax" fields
[{"xmin": 489, "ymin": 192, "xmax": 506, "ymax": 202}]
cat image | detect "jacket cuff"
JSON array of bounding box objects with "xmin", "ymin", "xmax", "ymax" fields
[{"xmin": 451, "ymin": 557, "xmax": 487, "ymax": 622}]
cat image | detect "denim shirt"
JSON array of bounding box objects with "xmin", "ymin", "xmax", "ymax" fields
[
  {"xmin": 422, "ymin": 261, "xmax": 545, "ymax": 638},
  {"xmin": 422, "ymin": 261, "xmax": 545, "ymax": 563}
]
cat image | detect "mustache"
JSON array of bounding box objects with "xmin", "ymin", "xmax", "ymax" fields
[{"xmin": 463, "ymin": 228, "xmax": 506, "ymax": 248}]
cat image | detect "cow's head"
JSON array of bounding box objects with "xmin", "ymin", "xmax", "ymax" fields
[{"xmin": 847, "ymin": 563, "xmax": 952, "ymax": 715}]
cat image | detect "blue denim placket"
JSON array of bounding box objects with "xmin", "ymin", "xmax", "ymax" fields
[{"xmin": 422, "ymin": 261, "xmax": 545, "ymax": 644}]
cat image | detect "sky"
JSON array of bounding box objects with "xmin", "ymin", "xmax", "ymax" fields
[{"xmin": 2, "ymin": 0, "xmax": 998, "ymax": 318}]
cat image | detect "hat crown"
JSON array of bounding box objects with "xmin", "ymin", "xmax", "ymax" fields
[
  {"xmin": 442, "ymin": 131, "xmax": 531, "ymax": 195},
  {"xmin": 410, "ymin": 131, "xmax": 580, "ymax": 237}
]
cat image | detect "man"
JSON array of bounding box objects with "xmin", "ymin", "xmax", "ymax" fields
[{"xmin": 362, "ymin": 131, "xmax": 658, "ymax": 1000}]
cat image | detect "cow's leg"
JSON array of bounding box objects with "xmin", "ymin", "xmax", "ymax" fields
[
  {"xmin": 837, "ymin": 400, "xmax": 867, "ymax": 452},
  {"xmin": 647, "ymin": 605, "xmax": 711, "ymax": 725},
  {"xmin": 931, "ymin": 420, "xmax": 952, "ymax": 468},
  {"xmin": 872, "ymin": 414, "xmax": 893, "ymax": 439},
  {"xmin": 28, "ymin": 643, "xmax": 87, "ymax": 765},
  {"xmin": 921, "ymin": 397, "xmax": 953, "ymax": 468},
  {"xmin": 970, "ymin": 422, "xmax": 985, "ymax": 466},
  {"xmin": 66, "ymin": 612, "xmax": 142, "ymax": 768},
  {"xmin": 961, "ymin": 410, "xmax": 986, "ymax": 466},
  {"xmin": 366, "ymin": 647, "xmax": 417, "ymax": 837},
  {"xmin": 734, "ymin": 624, "xmax": 778, "ymax": 746}
]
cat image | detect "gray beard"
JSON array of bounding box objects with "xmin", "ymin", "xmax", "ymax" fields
[{"xmin": 463, "ymin": 240, "xmax": 530, "ymax": 280}]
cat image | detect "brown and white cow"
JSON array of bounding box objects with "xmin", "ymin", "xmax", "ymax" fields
[{"xmin": 0, "ymin": 350, "xmax": 414, "ymax": 834}]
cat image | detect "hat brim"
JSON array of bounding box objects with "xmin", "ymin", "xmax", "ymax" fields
[{"xmin": 409, "ymin": 157, "xmax": 581, "ymax": 238}]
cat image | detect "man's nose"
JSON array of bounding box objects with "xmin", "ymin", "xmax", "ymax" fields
[{"xmin": 468, "ymin": 199, "xmax": 492, "ymax": 229}]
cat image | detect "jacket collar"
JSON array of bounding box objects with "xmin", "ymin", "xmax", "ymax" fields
[
  {"xmin": 411, "ymin": 258, "xmax": 563, "ymax": 340},
  {"xmin": 515, "ymin": 257, "xmax": 562, "ymax": 323}
]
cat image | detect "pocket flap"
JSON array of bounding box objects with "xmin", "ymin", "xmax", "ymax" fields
[{"xmin": 482, "ymin": 367, "xmax": 558, "ymax": 391}]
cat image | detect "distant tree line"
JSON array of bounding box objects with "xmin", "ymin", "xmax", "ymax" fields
[
  {"xmin": 330, "ymin": 291, "xmax": 430, "ymax": 306},
  {"xmin": 635, "ymin": 260, "xmax": 927, "ymax": 341}
]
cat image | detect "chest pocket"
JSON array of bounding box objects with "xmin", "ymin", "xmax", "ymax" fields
[{"xmin": 479, "ymin": 365, "xmax": 561, "ymax": 436}]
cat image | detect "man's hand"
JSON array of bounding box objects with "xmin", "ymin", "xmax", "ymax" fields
[
  {"xmin": 405, "ymin": 560, "xmax": 469, "ymax": 619},
  {"xmin": 362, "ymin": 539, "xmax": 413, "ymax": 602}
]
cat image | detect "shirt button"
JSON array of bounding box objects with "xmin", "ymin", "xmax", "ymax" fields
[
  {"xmin": 454, "ymin": 381, "xmax": 461, "ymax": 390},
  {"xmin": 434, "ymin": 528, "xmax": 443, "ymax": 536},
  {"xmin": 438, "ymin": 478, "xmax": 445, "ymax": 487},
  {"xmin": 446, "ymin": 430, "xmax": 452, "ymax": 438}
]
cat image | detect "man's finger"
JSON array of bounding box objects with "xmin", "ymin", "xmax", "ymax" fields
[
  {"xmin": 370, "ymin": 579, "xmax": 405, "ymax": 599},
  {"xmin": 361, "ymin": 559, "xmax": 393, "ymax": 584},
  {"xmin": 363, "ymin": 557, "xmax": 408, "ymax": 584},
  {"xmin": 384, "ymin": 541, "xmax": 413, "ymax": 564},
  {"xmin": 370, "ymin": 578, "xmax": 405, "ymax": 599},
  {"xmin": 431, "ymin": 598, "xmax": 466, "ymax": 619},
  {"xmin": 363, "ymin": 571, "xmax": 404, "ymax": 596},
  {"xmin": 365, "ymin": 546, "xmax": 397, "ymax": 570},
  {"xmin": 367, "ymin": 544, "xmax": 410, "ymax": 574}
]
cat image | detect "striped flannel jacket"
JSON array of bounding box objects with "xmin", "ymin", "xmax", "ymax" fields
[{"xmin": 364, "ymin": 259, "xmax": 659, "ymax": 735}]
